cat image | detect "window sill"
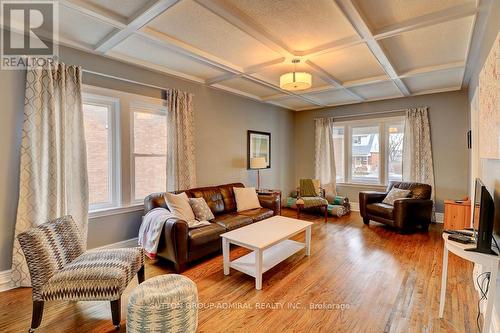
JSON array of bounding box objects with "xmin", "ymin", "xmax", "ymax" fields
[
  {"xmin": 337, "ymin": 182, "xmax": 387, "ymax": 189},
  {"xmin": 89, "ymin": 204, "xmax": 144, "ymax": 219}
]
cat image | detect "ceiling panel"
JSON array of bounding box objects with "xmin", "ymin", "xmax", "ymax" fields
[
  {"xmin": 309, "ymin": 43, "xmax": 387, "ymax": 83},
  {"xmin": 304, "ymin": 89, "xmax": 360, "ymax": 106},
  {"xmin": 217, "ymin": 77, "xmax": 280, "ymax": 97},
  {"xmin": 250, "ymin": 62, "xmax": 331, "ymax": 91},
  {"xmin": 59, "ymin": 6, "xmax": 116, "ymax": 48},
  {"xmin": 145, "ymin": 0, "xmax": 281, "ymax": 68},
  {"xmin": 271, "ymin": 96, "xmax": 318, "ymax": 110},
  {"xmin": 113, "ymin": 35, "xmax": 226, "ymax": 80},
  {"xmin": 353, "ymin": 0, "xmax": 475, "ymax": 31},
  {"xmin": 350, "ymin": 80, "xmax": 403, "ymax": 100},
  {"xmin": 380, "ymin": 16, "xmax": 474, "ymax": 73},
  {"xmin": 78, "ymin": 0, "xmax": 150, "ymax": 22},
  {"xmin": 212, "ymin": 0, "xmax": 359, "ymax": 52},
  {"xmin": 403, "ymin": 68, "xmax": 464, "ymax": 93}
]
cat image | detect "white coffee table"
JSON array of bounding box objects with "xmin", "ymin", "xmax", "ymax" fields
[{"xmin": 220, "ymin": 216, "xmax": 313, "ymax": 290}]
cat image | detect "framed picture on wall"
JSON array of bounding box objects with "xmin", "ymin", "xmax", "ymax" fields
[{"xmin": 247, "ymin": 130, "xmax": 271, "ymax": 169}]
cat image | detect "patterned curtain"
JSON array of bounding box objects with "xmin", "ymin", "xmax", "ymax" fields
[
  {"xmin": 11, "ymin": 62, "xmax": 89, "ymax": 287},
  {"xmin": 403, "ymin": 107, "xmax": 436, "ymax": 219},
  {"xmin": 165, "ymin": 89, "xmax": 196, "ymax": 191},
  {"xmin": 314, "ymin": 117, "xmax": 337, "ymax": 201}
]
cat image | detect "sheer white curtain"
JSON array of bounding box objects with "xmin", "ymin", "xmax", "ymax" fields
[
  {"xmin": 403, "ymin": 107, "xmax": 436, "ymax": 218},
  {"xmin": 165, "ymin": 89, "xmax": 197, "ymax": 191},
  {"xmin": 314, "ymin": 117, "xmax": 337, "ymax": 201},
  {"xmin": 11, "ymin": 62, "xmax": 88, "ymax": 287}
]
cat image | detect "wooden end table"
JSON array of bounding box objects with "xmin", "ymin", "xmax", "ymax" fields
[{"xmin": 256, "ymin": 189, "xmax": 282, "ymax": 215}]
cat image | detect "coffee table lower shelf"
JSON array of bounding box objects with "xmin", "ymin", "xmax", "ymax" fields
[{"xmin": 230, "ymin": 240, "xmax": 305, "ymax": 277}]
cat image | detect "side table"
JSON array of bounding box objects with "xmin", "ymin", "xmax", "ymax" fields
[{"xmin": 256, "ymin": 189, "xmax": 282, "ymax": 215}]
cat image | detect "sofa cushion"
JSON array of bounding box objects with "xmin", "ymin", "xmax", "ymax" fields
[
  {"xmin": 188, "ymin": 223, "xmax": 226, "ymax": 248},
  {"xmin": 218, "ymin": 183, "xmax": 244, "ymax": 213},
  {"xmin": 188, "ymin": 187, "xmax": 225, "ymax": 215},
  {"xmin": 213, "ymin": 213, "xmax": 253, "ymax": 231},
  {"xmin": 366, "ymin": 203, "xmax": 393, "ymax": 220},
  {"xmin": 238, "ymin": 208, "xmax": 274, "ymax": 222},
  {"xmin": 189, "ymin": 197, "xmax": 215, "ymax": 221}
]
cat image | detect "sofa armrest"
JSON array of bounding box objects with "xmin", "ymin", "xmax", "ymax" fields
[
  {"xmin": 359, "ymin": 191, "xmax": 387, "ymax": 218},
  {"xmin": 258, "ymin": 194, "xmax": 280, "ymax": 216},
  {"xmin": 156, "ymin": 218, "xmax": 189, "ymax": 270},
  {"xmin": 393, "ymin": 198, "xmax": 433, "ymax": 230}
]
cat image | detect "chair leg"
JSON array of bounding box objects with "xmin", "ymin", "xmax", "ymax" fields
[
  {"xmin": 29, "ymin": 301, "xmax": 44, "ymax": 332},
  {"xmin": 137, "ymin": 265, "xmax": 145, "ymax": 284},
  {"xmin": 324, "ymin": 205, "xmax": 328, "ymax": 223},
  {"xmin": 110, "ymin": 298, "xmax": 121, "ymax": 329}
]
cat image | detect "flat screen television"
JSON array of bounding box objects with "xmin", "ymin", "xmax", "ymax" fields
[{"xmin": 466, "ymin": 178, "xmax": 497, "ymax": 255}]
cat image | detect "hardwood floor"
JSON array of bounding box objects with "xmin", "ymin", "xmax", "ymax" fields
[{"xmin": 0, "ymin": 209, "xmax": 479, "ymax": 332}]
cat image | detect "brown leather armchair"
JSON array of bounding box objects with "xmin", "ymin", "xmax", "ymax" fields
[
  {"xmin": 144, "ymin": 183, "xmax": 280, "ymax": 272},
  {"xmin": 359, "ymin": 181, "xmax": 433, "ymax": 233}
]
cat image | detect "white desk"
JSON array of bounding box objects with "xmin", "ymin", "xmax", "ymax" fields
[
  {"xmin": 220, "ymin": 216, "xmax": 312, "ymax": 290},
  {"xmin": 439, "ymin": 233, "xmax": 500, "ymax": 333}
]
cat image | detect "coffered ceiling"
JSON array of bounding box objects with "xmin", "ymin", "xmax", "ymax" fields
[{"xmin": 43, "ymin": 0, "xmax": 487, "ymax": 110}]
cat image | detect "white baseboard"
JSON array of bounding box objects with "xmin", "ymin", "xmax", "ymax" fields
[
  {"xmin": 93, "ymin": 237, "xmax": 138, "ymax": 250},
  {"xmin": 0, "ymin": 270, "xmax": 13, "ymax": 292}
]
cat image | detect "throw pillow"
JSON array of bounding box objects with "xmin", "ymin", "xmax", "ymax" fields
[
  {"xmin": 382, "ymin": 188, "xmax": 411, "ymax": 205},
  {"xmin": 164, "ymin": 192, "xmax": 196, "ymax": 222},
  {"xmin": 233, "ymin": 187, "xmax": 261, "ymax": 212},
  {"xmin": 189, "ymin": 197, "xmax": 215, "ymax": 221}
]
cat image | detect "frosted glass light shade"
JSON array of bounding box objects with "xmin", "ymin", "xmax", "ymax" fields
[
  {"xmin": 280, "ymin": 72, "xmax": 312, "ymax": 91},
  {"xmin": 250, "ymin": 157, "xmax": 267, "ymax": 169}
]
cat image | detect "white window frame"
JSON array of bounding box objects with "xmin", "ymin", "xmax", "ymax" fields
[
  {"xmin": 130, "ymin": 101, "xmax": 168, "ymax": 204},
  {"xmin": 334, "ymin": 116, "xmax": 404, "ymax": 187},
  {"xmin": 83, "ymin": 93, "xmax": 121, "ymax": 212}
]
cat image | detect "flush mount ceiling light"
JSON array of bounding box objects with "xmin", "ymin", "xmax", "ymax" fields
[{"xmin": 279, "ymin": 59, "xmax": 312, "ymax": 91}]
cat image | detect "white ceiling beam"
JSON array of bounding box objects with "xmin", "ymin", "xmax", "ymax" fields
[
  {"xmin": 373, "ymin": 2, "xmax": 478, "ymax": 40},
  {"xmin": 462, "ymin": 0, "xmax": 492, "ymax": 88},
  {"xmin": 399, "ymin": 61, "xmax": 465, "ymax": 78},
  {"xmin": 60, "ymin": 0, "xmax": 126, "ymax": 28},
  {"xmin": 296, "ymin": 35, "xmax": 363, "ymax": 58},
  {"xmin": 306, "ymin": 60, "xmax": 364, "ymax": 101},
  {"xmin": 95, "ymin": 0, "xmax": 179, "ymax": 53},
  {"xmin": 343, "ymin": 75, "xmax": 389, "ymax": 88},
  {"xmin": 205, "ymin": 57, "xmax": 286, "ymax": 85},
  {"xmin": 194, "ymin": 0, "xmax": 293, "ymax": 57},
  {"xmin": 334, "ymin": 0, "xmax": 411, "ymax": 96}
]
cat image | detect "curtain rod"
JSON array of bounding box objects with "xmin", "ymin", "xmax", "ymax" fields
[
  {"xmin": 82, "ymin": 69, "xmax": 165, "ymax": 91},
  {"xmin": 332, "ymin": 108, "xmax": 407, "ymax": 119},
  {"xmin": 314, "ymin": 107, "xmax": 425, "ymax": 121}
]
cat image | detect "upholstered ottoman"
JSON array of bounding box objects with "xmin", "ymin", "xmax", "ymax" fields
[{"xmin": 127, "ymin": 274, "xmax": 198, "ymax": 333}]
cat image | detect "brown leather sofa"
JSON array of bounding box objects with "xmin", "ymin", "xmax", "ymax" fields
[
  {"xmin": 359, "ymin": 181, "xmax": 433, "ymax": 233},
  {"xmin": 144, "ymin": 183, "xmax": 280, "ymax": 272}
]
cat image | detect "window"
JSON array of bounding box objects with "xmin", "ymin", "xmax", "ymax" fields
[
  {"xmin": 83, "ymin": 94, "xmax": 120, "ymax": 210},
  {"xmin": 333, "ymin": 117, "xmax": 404, "ymax": 186},
  {"xmin": 351, "ymin": 125, "xmax": 380, "ymax": 184},
  {"xmin": 131, "ymin": 103, "xmax": 167, "ymax": 202},
  {"xmin": 387, "ymin": 122, "xmax": 404, "ymax": 182}
]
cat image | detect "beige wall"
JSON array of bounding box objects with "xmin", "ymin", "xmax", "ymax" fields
[
  {"xmin": 0, "ymin": 45, "xmax": 295, "ymax": 270},
  {"xmin": 294, "ymin": 90, "xmax": 470, "ymax": 213}
]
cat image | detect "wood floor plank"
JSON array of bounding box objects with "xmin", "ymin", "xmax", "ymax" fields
[{"xmin": 0, "ymin": 210, "xmax": 479, "ymax": 332}]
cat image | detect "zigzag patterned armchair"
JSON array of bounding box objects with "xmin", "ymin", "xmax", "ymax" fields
[{"xmin": 17, "ymin": 215, "xmax": 145, "ymax": 332}]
